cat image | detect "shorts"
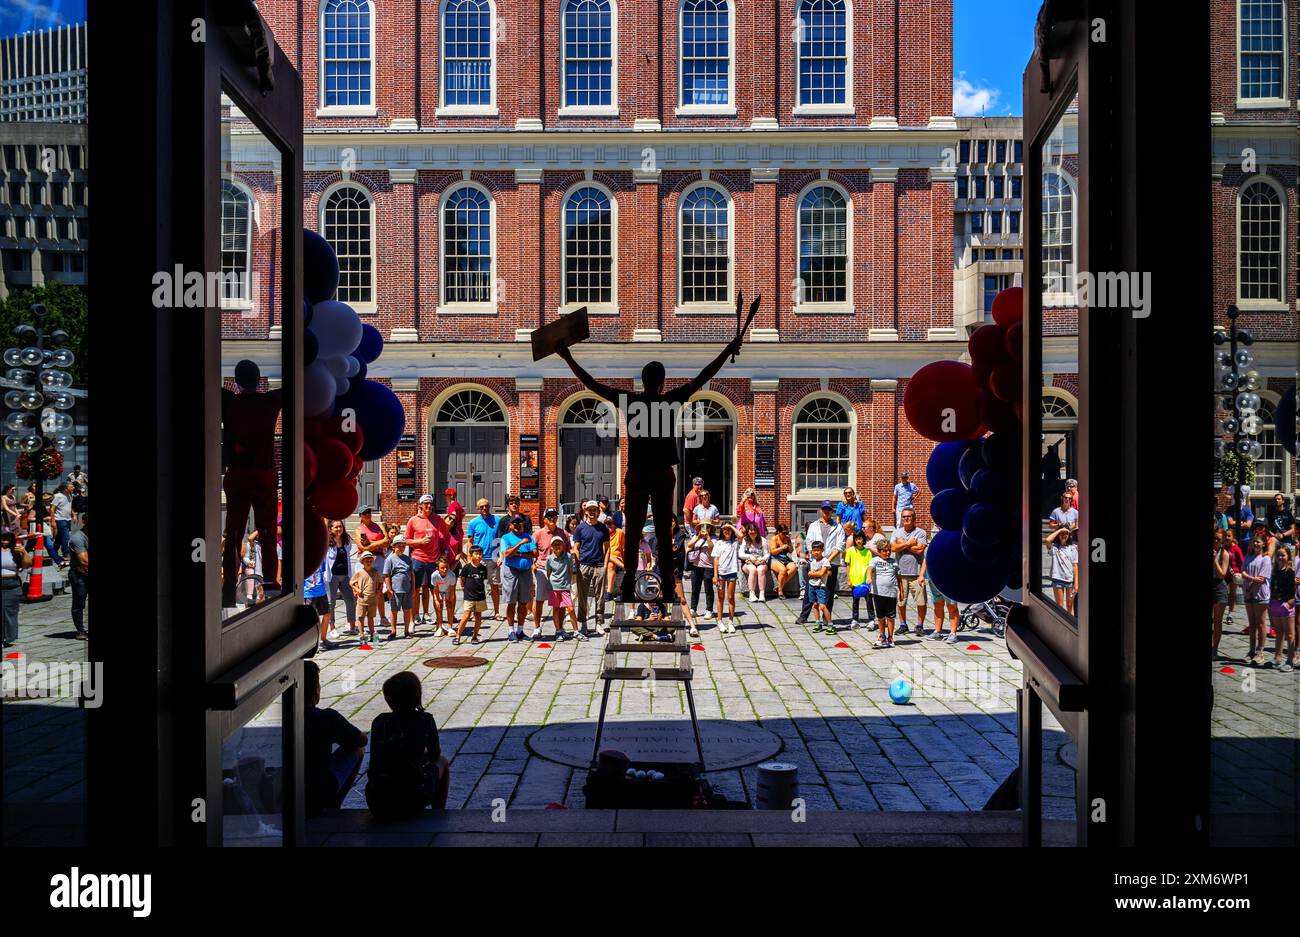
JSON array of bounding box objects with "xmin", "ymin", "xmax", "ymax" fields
[
  {"xmin": 1268, "ymin": 599, "xmax": 1295, "ymax": 618},
  {"xmin": 769, "ymin": 557, "xmax": 795, "ymax": 573},
  {"xmin": 926, "ymin": 579, "xmax": 949, "ymax": 606},
  {"xmin": 309, "ymin": 595, "xmax": 329, "ymax": 616},
  {"xmin": 548, "ymin": 590, "xmax": 574, "ymax": 609},
  {"xmin": 533, "ymin": 568, "xmax": 554, "ymax": 602},
  {"xmin": 718, "ymin": 572, "xmax": 737, "ymax": 582},
  {"xmin": 807, "ymin": 584, "xmax": 828, "ymax": 605},
  {"xmin": 1245, "ymin": 594, "xmax": 1269, "ymax": 606},
  {"xmin": 388, "ymin": 591, "xmax": 412, "ymax": 612},
  {"xmin": 1212, "ymin": 579, "xmax": 1229, "ymax": 604},
  {"xmin": 501, "ymin": 564, "xmax": 534, "ymax": 604},
  {"xmin": 464, "ymin": 599, "xmax": 488, "ymax": 614},
  {"xmin": 898, "ymin": 575, "xmax": 926, "ymax": 608},
  {"xmin": 1050, "ymin": 578, "xmax": 1073, "ymax": 590},
  {"xmin": 483, "ymin": 557, "xmax": 501, "ymax": 586},
  {"xmin": 411, "ymin": 558, "xmax": 437, "ymax": 587},
  {"xmin": 873, "ymin": 595, "xmax": 897, "ymax": 618}
]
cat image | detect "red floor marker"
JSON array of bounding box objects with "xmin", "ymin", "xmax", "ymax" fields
[
  {"xmin": 1219, "ymin": 666, "xmax": 1236, "ymax": 674},
  {"xmin": 691, "ymin": 644, "xmax": 706, "ymax": 651},
  {"xmin": 537, "ymin": 643, "xmax": 552, "ymax": 649},
  {"xmin": 4, "ymin": 651, "xmax": 21, "ymax": 659},
  {"xmin": 966, "ymin": 644, "xmax": 981, "ymax": 651},
  {"xmin": 544, "ymin": 802, "xmax": 568, "ymax": 810},
  {"xmin": 834, "ymin": 641, "xmax": 851, "ymax": 648},
  {"xmin": 358, "ymin": 643, "xmax": 373, "ymax": 651}
]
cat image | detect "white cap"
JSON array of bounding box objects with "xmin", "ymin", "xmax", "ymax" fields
[{"xmin": 583, "ymin": 500, "xmax": 599, "ymax": 509}]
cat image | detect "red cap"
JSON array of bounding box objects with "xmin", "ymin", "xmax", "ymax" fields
[{"xmin": 443, "ymin": 488, "xmax": 456, "ymax": 496}]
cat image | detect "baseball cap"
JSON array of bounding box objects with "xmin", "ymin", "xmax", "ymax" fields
[
  {"xmin": 820, "ymin": 499, "xmax": 834, "ymax": 510},
  {"xmin": 357, "ymin": 505, "xmax": 372, "ymax": 514},
  {"xmin": 900, "ymin": 470, "xmax": 909, "ymax": 478},
  {"xmin": 419, "ymin": 494, "xmax": 434, "ymax": 504},
  {"xmin": 692, "ymin": 476, "xmax": 703, "ymax": 485},
  {"xmin": 583, "ymin": 500, "xmax": 599, "ymax": 510},
  {"xmin": 360, "ymin": 551, "xmax": 375, "ymax": 560},
  {"xmin": 543, "ymin": 508, "xmax": 559, "ymax": 519},
  {"xmin": 392, "ymin": 534, "xmax": 407, "ymax": 545},
  {"xmin": 443, "ymin": 487, "xmax": 456, "ymax": 496}
]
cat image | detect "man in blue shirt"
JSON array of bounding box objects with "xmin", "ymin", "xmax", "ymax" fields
[
  {"xmin": 571, "ymin": 501, "xmax": 611, "ymax": 635},
  {"xmin": 465, "ymin": 498, "xmax": 502, "ymax": 619},
  {"xmin": 499, "ymin": 515, "xmax": 536, "ymax": 642},
  {"xmin": 892, "ymin": 471, "xmax": 919, "ymax": 528},
  {"xmin": 835, "ymin": 486, "xmax": 866, "ymax": 532}
]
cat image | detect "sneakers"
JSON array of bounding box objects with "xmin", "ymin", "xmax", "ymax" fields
[
  {"xmin": 895, "ymin": 624, "xmax": 910, "ymax": 635},
  {"xmin": 451, "ymin": 636, "xmax": 460, "ymax": 646},
  {"xmin": 508, "ymin": 630, "xmax": 520, "ymax": 643},
  {"xmin": 318, "ymin": 639, "xmax": 334, "ymax": 652},
  {"xmin": 719, "ymin": 619, "xmax": 737, "ymax": 634},
  {"xmin": 572, "ymin": 629, "xmax": 588, "ymax": 641},
  {"xmin": 689, "ymin": 626, "xmax": 700, "ymax": 638},
  {"xmin": 798, "ymin": 589, "xmax": 806, "ymax": 599},
  {"xmin": 595, "ymin": 624, "xmax": 607, "ymax": 636},
  {"xmin": 872, "ymin": 638, "xmax": 888, "ymax": 649},
  {"xmin": 929, "ymin": 631, "xmax": 946, "ymax": 641},
  {"xmin": 756, "ymin": 594, "xmax": 766, "ymax": 603},
  {"xmin": 699, "ymin": 609, "xmax": 714, "ymax": 620},
  {"xmin": 530, "ymin": 627, "xmax": 542, "ymax": 641},
  {"xmin": 866, "ymin": 619, "xmax": 878, "ymax": 631},
  {"xmin": 848, "ymin": 619, "xmax": 860, "ymax": 630},
  {"xmin": 470, "ymin": 634, "xmax": 481, "ymax": 644},
  {"xmin": 943, "ymin": 633, "xmax": 961, "ymax": 644}
]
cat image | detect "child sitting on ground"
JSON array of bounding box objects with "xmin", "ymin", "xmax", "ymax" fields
[{"xmin": 365, "ymin": 671, "xmax": 451, "ymax": 820}]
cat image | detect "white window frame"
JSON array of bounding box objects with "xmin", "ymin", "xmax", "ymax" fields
[
  {"xmin": 1041, "ymin": 168, "xmax": 1077, "ymax": 308},
  {"xmin": 789, "ymin": 391, "xmax": 856, "ymax": 498},
  {"xmin": 793, "ymin": 179, "xmax": 853, "ymax": 315},
  {"xmin": 220, "ymin": 177, "xmax": 255, "ymax": 311},
  {"xmin": 559, "ymin": 180, "xmax": 619, "ymax": 315},
  {"xmin": 792, "ymin": 0, "xmax": 854, "ymax": 117},
  {"xmin": 675, "ymin": 180, "xmax": 733, "ymax": 314},
  {"xmin": 1235, "ymin": 174, "xmax": 1288, "ymax": 310},
  {"xmin": 675, "ymin": 0, "xmax": 737, "ymax": 116},
  {"xmin": 317, "ymin": 0, "xmax": 379, "ymax": 117},
  {"xmin": 437, "ymin": 0, "xmax": 499, "ymax": 116},
  {"xmin": 437, "ymin": 181, "xmax": 498, "ymax": 315},
  {"xmin": 1251, "ymin": 391, "xmax": 1293, "ymax": 500},
  {"xmin": 1236, "ymin": 0, "xmax": 1289, "ymax": 109},
  {"xmin": 318, "ymin": 180, "xmax": 378, "ymax": 313},
  {"xmin": 559, "ymin": 0, "xmax": 621, "ymax": 117}
]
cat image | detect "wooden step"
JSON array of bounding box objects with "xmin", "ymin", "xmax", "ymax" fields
[
  {"xmin": 602, "ymin": 641, "xmax": 688, "ymax": 653},
  {"xmin": 601, "ymin": 666, "xmax": 694, "ymax": 681}
]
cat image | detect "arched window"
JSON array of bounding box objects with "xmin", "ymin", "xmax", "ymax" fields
[
  {"xmin": 798, "ymin": 185, "xmax": 849, "ymax": 304},
  {"xmin": 442, "ymin": 185, "xmax": 494, "ymax": 305},
  {"xmin": 794, "ymin": 397, "xmax": 851, "ymax": 491},
  {"xmin": 321, "ymin": 185, "xmax": 374, "ymax": 304},
  {"xmin": 220, "ymin": 180, "xmax": 252, "ymax": 303},
  {"xmin": 679, "ymin": 185, "xmax": 730, "ymax": 305},
  {"xmin": 442, "ymin": 0, "xmax": 494, "ymax": 108},
  {"xmin": 563, "ymin": 0, "xmax": 615, "ymax": 109},
  {"xmin": 1239, "ymin": 0, "xmax": 1285, "ymax": 100},
  {"xmin": 437, "ymin": 389, "xmax": 505, "ymax": 424},
  {"xmin": 563, "ymin": 186, "xmax": 614, "ymax": 306},
  {"xmin": 321, "ymin": 0, "xmax": 375, "ymax": 109},
  {"xmin": 1254, "ymin": 397, "xmax": 1287, "ymax": 495},
  {"xmin": 796, "ymin": 0, "xmax": 849, "ymax": 107},
  {"xmin": 561, "ymin": 397, "xmax": 614, "ymax": 426},
  {"xmin": 1238, "ymin": 179, "xmax": 1284, "ymax": 302},
  {"xmin": 1041, "ymin": 392, "xmax": 1077, "ymax": 421},
  {"xmin": 680, "ymin": 0, "xmax": 732, "ymax": 107},
  {"xmin": 1041, "ymin": 170, "xmax": 1074, "ymax": 303}
]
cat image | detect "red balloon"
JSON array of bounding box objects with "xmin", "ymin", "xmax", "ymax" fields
[
  {"xmin": 903, "ymin": 361, "xmax": 986, "ymax": 442},
  {"xmin": 991, "ymin": 287, "xmax": 1024, "ymax": 327},
  {"xmin": 1013, "ymin": 400, "xmax": 1024, "ymax": 423},
  {"xmin": 314, "ymin": 437, "xmax": 354, "ymax": 484},
  {"xmin": 318, "ymin": 413, "xmax": 364, "ymax": 455},
  {"xmin": 989, "ymin": 361, "xmax": 1022, "ymax": 404},
  {"xmin": 972, "ymin": 358, "xmax": 994, "ymax": 391},
  {"xmin": 1003, "ymin": 321, "xmax": 1024, "ymax": 363},
  {"xmin": 303, "ymin": 442, "xmax": 318, "ymax": 490},
  {"xmin": 303, "ymin": 503, "xmax": 328, "ymax": 570},
  {"xmin": 348, "ymin": 454, "xmax": 364, "ymax": 479},
  {"xmin": 967, "ymin": 323, "xmax": 1008, "ymax": 367},
  {"xmin": 304, "ymin": 417, "xmax": 323, "ymax": 446},
  {"xmin": 310, "ymin": 478, "xmax": 359, "ymax": 520},
  {"xmin": 978, "ymin": 388, "xmax": 1021, "ymax": 435}
]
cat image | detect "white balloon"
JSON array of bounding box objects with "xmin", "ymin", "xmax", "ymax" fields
[
  {"xmin": 310, "ymin": 300, "xmax": 363, "ymax": 359},
  {"xmin": 334, "ymin": 374, "xmax": 351, "ymax": 396},
  {"xmin": 344, "ymin": 355, "xmax": 360, "ymax": 378},
  {"xmin": 304, "ymin": 361, "xmax": 337, "ymax": 417},
  {"xmin": 324, "ymin": 354, "xmax": 349, "ymax": 378}
]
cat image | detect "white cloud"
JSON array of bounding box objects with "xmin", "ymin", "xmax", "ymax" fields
[
  {"xmin": 953, "ymin": 76, "xmax": 1001, "ymax": 117},
  {"xmin": 1, "ymin": 0, "xmax": 67, "ymax": 27}
]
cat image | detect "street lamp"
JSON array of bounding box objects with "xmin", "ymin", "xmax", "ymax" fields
[
  {"xmin": 1214, "ymin": 305, "xmax": 1263, "ymax": 540},
  {"xmin": 3, "ymin": 302, "xmax": 76, "ymax": 602}
]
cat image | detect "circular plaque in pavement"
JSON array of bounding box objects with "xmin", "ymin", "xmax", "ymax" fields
[{"xmin": 527, "ymin": 718, "xmax": 783, "ymax": 771}]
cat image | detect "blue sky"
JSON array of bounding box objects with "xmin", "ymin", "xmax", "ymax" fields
[
  {"xmin": 953, "ymin": 0, "xmax": 1041, "ymax": 117},
  {"xmin": 0, "ymin": 0, "xmax": 83, "ymax": 37}
]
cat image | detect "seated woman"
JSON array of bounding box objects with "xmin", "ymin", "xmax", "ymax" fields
[
  {"xmin": 365, "ymin": 671, "xmax": 451, "ymax": 820},
  {"xmin": 768, "ymin": 523, "xmax": 797, "ymax": 599}
]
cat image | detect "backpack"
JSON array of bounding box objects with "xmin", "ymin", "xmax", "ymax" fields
[{"xmin": 365, "ymin": 712, "xmax": 436, "ymax": 819}]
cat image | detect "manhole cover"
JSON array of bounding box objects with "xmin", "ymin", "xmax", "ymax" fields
[
  {"xmin": 528, "ymin": 719, "xmax": 783, "ymax": 771},
  {"xmin": 423, "ymin": 656, "xmax": 489, "ymax": 669}
]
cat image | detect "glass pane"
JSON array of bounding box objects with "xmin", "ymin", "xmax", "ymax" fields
[
  {"xmin": 1037, "ymin": 101, "xmax": 1079, "ymax": 618},
  {"xmin": 221, "ymin": 695, "xmax": 285, "ymax": 846},
  {"xmin": 220, "ymin": 91, "xmax": 284, "ymax": 622}
]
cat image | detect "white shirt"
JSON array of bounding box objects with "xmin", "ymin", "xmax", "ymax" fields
[
  {"xmin": 51, "ymin": 492, "xmax": 72, "ymax": 521},
  {"xmin": 804, "ymin": 518, "xmax": 845, "ymax": 565},
  {"xmin": 1, "ymin": 549, "xmax": 17, "ymax": 578},
  {"xmin": 711, "ymin": 538, "xmax": 740, "ymax": 577}
]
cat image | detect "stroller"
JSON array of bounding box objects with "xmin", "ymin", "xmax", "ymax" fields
[{"xmin": 958, "ymin": 594, "xmax": 1012, "ymax": 637}]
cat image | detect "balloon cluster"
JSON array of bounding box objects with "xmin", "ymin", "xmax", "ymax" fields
[
  {"xmin": 904, "ymin": 287, "xmax": 1025, "ymax": 604},
  {"xmin": 301, "ymin": 229, "xmax": 406, "ymax": 567}
]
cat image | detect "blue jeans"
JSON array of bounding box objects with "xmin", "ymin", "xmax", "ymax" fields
[{"xmin": 54, "ymin": 519, "xmax": 71, "ymax": 561}]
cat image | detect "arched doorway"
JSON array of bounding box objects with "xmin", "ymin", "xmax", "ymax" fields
[
  {"xmin": 677, "ymin": 395, "xmax": 735, "ymax": 514},
  {"xmin": 559, "ymin": 396, "xmax": 619, "ymax": 511},
  {"xmin": 1039, "ymin": 387, "xmax": 1078, "ymax": 518},
  {"xmin": 431, "ymin": 388, "xmax": 508, "ymax": 513}
]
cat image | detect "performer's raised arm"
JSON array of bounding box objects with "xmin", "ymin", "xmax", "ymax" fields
[{"xmin": 555, "ymin": 342, "xmax": 620, "ymax": 402}]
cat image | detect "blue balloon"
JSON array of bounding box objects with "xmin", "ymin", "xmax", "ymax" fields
[
  {"xmin": 981, "ymin": 432, "xmax": 1018, "ymax": 473},
  {"xmin": 960, "ymin": 531, "xmax": 1006, "ymax": 566},
  {"xmin": 931, "ymin": 487, "xmax": 974, "ymax": 531},
  {"xmin": 958, "ymin": 446, "xmax": 985, "ymax": 490},
  {"xmin": 926, "ymin": 440, "xmax": 979, "ymax": 495},
  {"xmin": 888, "ymin": 679, "xmax": 913, "ymax": 705},
  {"xmin": 304, "ymin": 329, "xmax": 319, "ymax": 366},
  {"xmin": 351, "ymin": 380, "xmax": 406, "ymax": 461},
  {"xmin": 303, "ymin": 229, "xmax": 340, "ymax": 304},
  {"xmin": 1277, "ymin": 386, "xmax": 1296, "ymax": 457},
  {"xmin": 347, "ymin": 358, "xmax": 368, "ymax": 393},
  {"xmin": 354, "ymin": 323, "xmax": 384, "ymax": 364},
  {"xmin": 962, "ymin": 500, "xmax": 1007, "ymax": 547},
  {"xmin": 971, "ymin": 466, "xmax": 1016, "ymax": 506},
  {"xmin": 925, "ymin": 529, "xmax": 1010, "ymax": 604},
  {"xmin": 303, "ymin": 298, "xmax": 314, "ymax": 327}
]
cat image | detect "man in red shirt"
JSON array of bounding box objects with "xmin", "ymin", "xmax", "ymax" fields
[
  {"xmin": 405, "ymin": 495, "xmax": 450, "ymax": 628},
  {"xmin": 682, "ymin": 476, "xmax": 704, "ymax": 529}
]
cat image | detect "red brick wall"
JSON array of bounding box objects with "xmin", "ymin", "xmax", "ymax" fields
[{"xmin": 1210, "ymin": 0, "xmax": 1300, "ymax": 118}]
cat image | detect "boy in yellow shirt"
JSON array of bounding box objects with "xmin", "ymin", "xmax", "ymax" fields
[{"xmin": 845, "ymin": 530, "xmax": 875, "ymax": 630}]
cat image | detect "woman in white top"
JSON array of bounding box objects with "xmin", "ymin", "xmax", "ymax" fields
[
  {"xmin": 738, "ymin": 521, "xmax": 770, "ymax": 603},
  {"xmin": 690, "ymin": 489, "xmax": 721, "ymax": 534},
  {"xmin": 686, "ymin": 518, "xmax": 716, "ymax": 619},
  {"xmin": 711, "ymin": 522, "xmax": 742, "ymax": 632},
  {"xmin": 1, "ymin": 529, "xmax": 32, "ymax": 646}
]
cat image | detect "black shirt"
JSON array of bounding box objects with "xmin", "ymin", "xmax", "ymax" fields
[
  {"xmin": 460, "ymin": 562, "xmax": 488, "ymax": 601},
  {"xmin": 365, "ymin": 710, "xmax": 441, "ymax": 818},
  {"xmin": 1267, "ymin": 505, "xmax": 1296, "ymax": 538},
  {"xmin": 1271, "ymin": 567, "xmax": 1296, "ymax": 603},
  {"xmin": 331, "ymin": 545, "xmax": 348, "ymax": 575},
  {"xmin": 303, "ymin": 705, "xmax": 366, "ymax": 817}
]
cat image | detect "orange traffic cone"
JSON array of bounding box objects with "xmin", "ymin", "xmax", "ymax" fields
[{"xmin": 24, "ymin": 535, "xmax": 48, "ymax": 602}]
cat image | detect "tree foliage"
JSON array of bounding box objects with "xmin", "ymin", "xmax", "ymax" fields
[{"xmin": 0, "ymin": 283, "xmax": 88, "ymax": 384}]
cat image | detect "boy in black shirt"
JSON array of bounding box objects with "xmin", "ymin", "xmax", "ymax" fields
[
  {"xmin": 365, "ymin": 671, "xmax": 450, "ymax": 819},
  {"xmin": 302, "ymin": 660, "xmax": 368, "ymax": 818},
  {"xmin": 454, "ymin": 545, "xmax": 490, "ymax": 645}
]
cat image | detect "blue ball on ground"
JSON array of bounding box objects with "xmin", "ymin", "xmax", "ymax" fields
[{"xmin": 889, "ymin": 679, "xmax": 914, "ymax": 705}]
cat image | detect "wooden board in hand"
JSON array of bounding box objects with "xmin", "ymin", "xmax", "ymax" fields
[{"xmin": 530, "ymin": 306, "xmax": 590, "ymax": 361}]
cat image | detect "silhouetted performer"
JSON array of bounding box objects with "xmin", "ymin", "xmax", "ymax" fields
[
  {"xmin": 557, "ymin": 334, "xmax": 741, "ymax": 603},
  {"xmin": 222, "ymin": 359, "xmax": 283, "ymax": 604}
]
